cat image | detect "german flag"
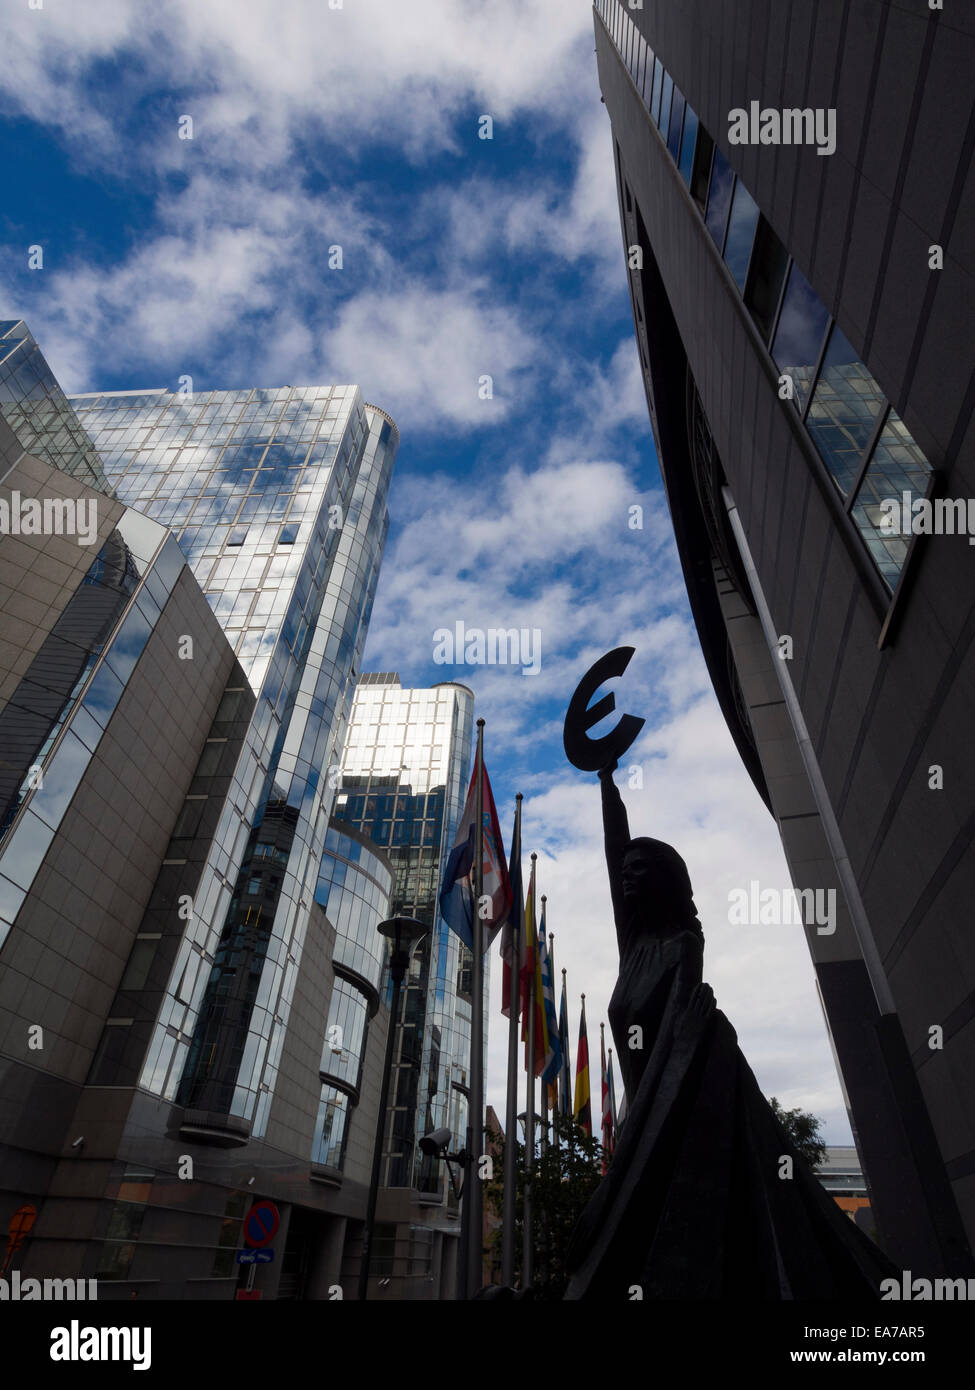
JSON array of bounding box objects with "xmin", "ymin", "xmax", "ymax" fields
[{"xmin": 573, "ymin": 993, "xmax": 592, "ymax": 1137}]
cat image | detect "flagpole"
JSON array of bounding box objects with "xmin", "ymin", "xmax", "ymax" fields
[
  {"xmin": 501, "ymin": 793, "xmax": 522, "ymax": 1288},
  {"xmin": 548, "ymin": 930, "xmax": 558, "ymax": 1157},
  {"xmin": 465, "ymin": 717, "xmax": 486, "ymax": 1299},
  {"xmin": 540, "ymin": 897, "xmax": 549, "ymax": 1158},
  {"xmin": 560, "ymin": 967, "xmax": 570, "ymax": 1121},
  {"xmin": 523, "ymin": 851, "xmax": 537, "ymax": 1287},
  {"xmin": 600, "ymin": 1021, "xmax": 607, "ymax": 1176}
]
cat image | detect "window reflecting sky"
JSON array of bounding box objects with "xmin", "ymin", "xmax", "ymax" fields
[
  {"xmin": 705, "ymin": 149, "xmax": 735, "ymax": 250},
  {"xmin": 772, "ymin": 263, "xmax": 831, "ymax": 412},
  {"xmin": 678, "ymin": 106, "xmax": 699, "ymax": 186},
  {"xmin": 806, "ymin": 326, "xmax": 886, "ymax": 496},
  {"xmin": 724, "ymin": 179, "xmax": 760, "ymax": 291}
]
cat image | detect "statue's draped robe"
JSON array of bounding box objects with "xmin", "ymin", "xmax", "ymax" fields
[{"xmin": 563, "ymin": 777, "xmax": 897, "ymax": 1299}]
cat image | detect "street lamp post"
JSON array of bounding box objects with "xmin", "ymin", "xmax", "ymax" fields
[{"xmin": 357, "ymin": 915, "xmax": 427, "ymax": 1302}]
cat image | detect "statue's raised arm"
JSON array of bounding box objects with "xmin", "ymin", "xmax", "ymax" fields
[{"xmin": 598, "ymin": 761, "xmax": 629, "ymax": 947}]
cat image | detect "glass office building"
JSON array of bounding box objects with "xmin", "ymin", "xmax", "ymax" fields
[
  {"xmin": 593, "ymin": 0, "xmax": 975, "ymax": 1275},
  {"xmin": 334, "ymin": 674, "xmax": 475, "ymax": 1193},
  {"xmin": 1, "ymin": 326, "xmax": 414, "ymax": 1296},
  {"xmin": 0, "ymin": 320, "xmax": 109, "ymax": 491},
  {"xmin": 70, "ymin": 385, "xmax": 399, "ymax": 1138}
]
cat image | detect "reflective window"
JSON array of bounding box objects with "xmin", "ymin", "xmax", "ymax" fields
[
  {"xmin": 690, "ymin": 126, "xmax": 714, "ymax": 210},
  {"xmin": 704, "ymin": 148, "xmax": 735, "ymax": 250},
  {"xmin": 678, "ymin": 105, "xmax": 699, "ymax": 185},
  {"xmin": 650, "ymin": 58, "xmax": 663, "ymax": 125},
  {"xmin": 0, "ymin": 874, "xmax": 26, "ymax": 936},
  {"xmin": 0, "ymin": 528, "xmax": 146, "ymax": 841},
  {"xmin": 744, "ymin": 217, "xmax": 789, "ymax": 343},
  {"xmin": 29, "ymin": 731, "xmax": 90, "ymax": 830},
  {"xmin": 723, "ymin": 179, "xmax": 760, "ymax": 290},
  {"xmin": 667, "ymin": 88, "xmax": 685, "ymax": 162},
  {"xmin": 311, "ymin": 1086, "xmax": 350, "ymax": 1170},
  {"xmin": 851, "ymin": 409, "xmax": 933, "ymax": 590},
  {"xmin": 658, "ymin": 71, "xmax": 673, "ymax": 135},
  {"xmin": 771, "ymin": 263, "xmax": 830, "ymax": 412},
  {"xmin": 82, "ymin": 663, "xmax": 125, "ymax": 729},
  {"xmin": 632, "ymin": 29, "xmax": 645, "ymax": 89},
  {"xmin": 806, "ymin": 326, "xmax": 886, "ymax": 495},
  {"xmin": 641, "ymin": 43, "xmax": 655, "ymax": 105},
  {"xmin": 2, "ymin": 809, "xmax": 55, "ymax": 889},
  {"xmin": 320, "ymin": 976, "xmax": 369, "ymax": 1089},
  {"xmin": 105, "ymin": 605, "xmax": 152, "ymax": 686}
]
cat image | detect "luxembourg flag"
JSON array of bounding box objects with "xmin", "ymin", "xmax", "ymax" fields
[{"xmin": 439, "ymin": 756, "xmax": 512, "ymax": 952}]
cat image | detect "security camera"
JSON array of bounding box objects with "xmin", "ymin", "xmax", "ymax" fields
[{"xmin": 419, "ymin": 1127, "xmax": 452, "ymax": 1156}]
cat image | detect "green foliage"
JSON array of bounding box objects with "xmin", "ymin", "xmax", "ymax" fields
[
  {"xmin": 484, "ymin": 1112, "xmax": 605, "ymax": 1299},
  {"xmin": 769, "ymin": 1095, "xmax": 828, "ymax": 1171}
]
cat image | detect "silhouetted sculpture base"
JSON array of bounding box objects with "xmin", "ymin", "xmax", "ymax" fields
[{"xmin": 563, "ymin": 769, "xmax": 896, "ymax": 1300}]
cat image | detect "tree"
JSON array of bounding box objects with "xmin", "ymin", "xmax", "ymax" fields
[
  {"xmin": 769, "ymin": 1096, "xmax": 828, "ymax": 1171},
  {"xmin": 484, "ymin": 1112, "xmax": 604, "ymax": 1299}
]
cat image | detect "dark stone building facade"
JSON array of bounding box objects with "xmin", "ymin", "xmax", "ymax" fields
[{"xmin": 593, "ymin": 0, "xmax": 975, "ymax": 1275}]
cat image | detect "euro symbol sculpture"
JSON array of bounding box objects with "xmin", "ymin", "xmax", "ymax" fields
[{"xmin": 563, "ymin": 647, "xmax": 645, "ymax": 772}]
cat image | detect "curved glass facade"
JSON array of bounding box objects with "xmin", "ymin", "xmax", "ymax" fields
[
  {"xmin": 335, "ymin": 677, "xmax": 475, "ymax": 1191},
  {"xmin": 316, "ymin": 824, "xmax": 393, "ymax": 992},
  {"xmin": 320, "ymin": 977, "xmax": 370, "ymax": 1090},
  {"xmin": 310, "ymin": 821, "xmax": 392, "ymax": 1173}
]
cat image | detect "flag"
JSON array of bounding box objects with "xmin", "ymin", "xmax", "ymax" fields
[
  {"xmin": 558, "ymin": 970, "xmax": 572, "ymax": 1117},
  {"xmin": 607, "ymin": 1048, "xmax": 619, "ymax": 1156},
  {"xmin": 574, "ymin": 995, "xmax": 592, "ymax": 1137},
  {"xmin": 439, "ymin": 756, "xmax": 512, "ymax": 952},
  {"xmin": 600, "ymin": 1023, "xmax": 612, "ymax": 1173},
  {"xmin": 539, "ymin": 915, "xmax": 562, "ymax": 1096},
  {"xmin": 521, "ymin": 865, "xmax": 542, "ymax": 1070},
  {"xmin": 500, "ymin": 805, "xmax": 525, "ymax": 1017},
  {"xmin": 529, "ymin": 901, "xmax": 548, "ymax": 1078},
  {"xmin": 544, "ymin": 933, "xmax": 560, "ymax": 1111}
]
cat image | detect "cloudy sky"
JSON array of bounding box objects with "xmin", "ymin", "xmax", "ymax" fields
[{"xmin": 0, "ymin": 0, "xmax": 852, "ymax": 1142}]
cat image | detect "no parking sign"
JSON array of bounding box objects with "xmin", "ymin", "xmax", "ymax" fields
[{"xmin": 243, "ymin": 1200, "xmax": 279, "ymax": 1249}]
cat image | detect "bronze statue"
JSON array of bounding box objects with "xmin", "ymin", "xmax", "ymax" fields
[{"xmin": 562, "ymin": 654, "xmax": 896, "ymax": 1299}]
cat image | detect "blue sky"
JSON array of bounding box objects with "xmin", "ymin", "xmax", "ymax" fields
[{"xmin": 0, "ymin": 0, "xmax": 853, "ymax": 1142}]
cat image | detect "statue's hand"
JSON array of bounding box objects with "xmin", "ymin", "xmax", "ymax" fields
[{"xmin": 675, "ymin": 981, "xmax": 715, "ymax": 1045}]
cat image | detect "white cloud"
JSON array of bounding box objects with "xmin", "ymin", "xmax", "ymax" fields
[
  {"xmin": 0, "ymin": 0, "xmax": 599, "ymax": 170},
  {"xmin": 319, "ymin": 283, "xmax": 540, "ymax": 430}
]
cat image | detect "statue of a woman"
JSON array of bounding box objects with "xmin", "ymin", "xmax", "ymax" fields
[{"xmin": 563, "ymin": 764, "xmax": 896, "ymax": 1299}]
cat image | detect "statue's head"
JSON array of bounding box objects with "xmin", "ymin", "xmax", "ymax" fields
[{"xmin": 622, "ymin": 837, "xmax": 702, "ymax": 935}]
